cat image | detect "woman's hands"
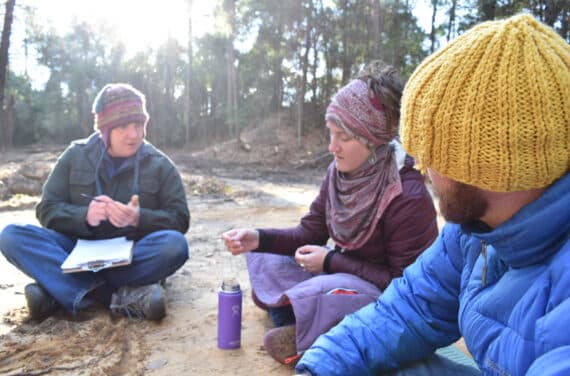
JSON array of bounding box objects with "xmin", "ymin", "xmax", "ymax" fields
[
  {"xmin": 295, "ymin": 245, "xmax": 328, "ymax": 274},
  {"xmin": 221, "ymin": 229, "xmax": 260, "ymax": 255},
  {"xmin": 85, "ymin": 194, "xmax": 140, "ymax": 228},
  {"xmin": 221, "ymin": 229, "xmax": 329, "ymax": 273}
]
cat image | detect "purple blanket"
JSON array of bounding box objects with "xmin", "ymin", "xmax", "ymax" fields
[{"xmin": 246, "ymin": 252, "xmax": 380, "ymax": 352}]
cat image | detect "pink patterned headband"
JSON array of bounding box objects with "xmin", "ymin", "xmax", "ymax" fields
[{"xmin": 325, "ymin": 79, "xmax": 392, "ymax": 148}]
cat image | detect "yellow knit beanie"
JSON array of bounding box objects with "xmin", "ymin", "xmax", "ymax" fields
[{"xmin": 401, "ymin": 14, "xmax": 570, "ymax": 192}]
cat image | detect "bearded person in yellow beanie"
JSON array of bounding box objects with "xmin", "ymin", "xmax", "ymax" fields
[
  {"xmin": 0, "ymin": 83, "xmax": 190, "ymax": 322},
  {"xmin": 296, "ymin": 14, "xmax": 570, "ymax": 376}
]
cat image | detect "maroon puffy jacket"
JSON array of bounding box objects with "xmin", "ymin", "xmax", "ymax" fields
[{"xmin": 256, "ymin": 157, "xmax": 438, "ymax": 290}]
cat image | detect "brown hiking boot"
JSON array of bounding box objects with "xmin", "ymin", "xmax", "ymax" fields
[
  {"xmin": 263, "ymin": 324, "xmax": 300, "ymax": 366},
  {"xmin": 109, "ymin": 283, "xmax": 166, "ymax": 321},
  {"xmin": 24, "ymin": 283, "xmax": 59, "ymax": 321}
]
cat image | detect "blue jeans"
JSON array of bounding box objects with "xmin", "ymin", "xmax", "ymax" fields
[
  {"xmin": 268, "ymin": 305, "xmax": 296, "ymax": 327},
  {"xmin": 0, "ymin": 224, "xmax": 189, "ymax": 314}
]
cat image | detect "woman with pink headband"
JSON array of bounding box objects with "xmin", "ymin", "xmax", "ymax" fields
[{"xmin": 222, "ymin": 61, "xmax": 438, "ymax": 367}]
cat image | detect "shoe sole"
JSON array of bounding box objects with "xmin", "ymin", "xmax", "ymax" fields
[
  {"xmin": 147, "ymin": 286, "xmax": 166, "ymax": 321},
  {"xmin": 263, "ymin": 325, "xmax": 297, "ymax": 365}
]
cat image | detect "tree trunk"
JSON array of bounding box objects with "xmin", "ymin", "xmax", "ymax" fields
[
  {"xmin": 78, "ymin": 90, "xmax": 90, "ymax": 137},
  {"xmin": 430, "ymin": 0, "xmax": 438, "ymax": 53},
  {"xmin": 447, "ymin": 0, "xmax": 457, "ymax": 41},
  {"xmin": 372, "ymin": 0, "xmax": 384, "ymax": 58},
  {"xmin": 273, "ymin": 60, "xmax": 283, "ymax": 111},
  {"xmin": 297, "ymin": 2, "xmax": 312, "ymax": 147},
  {"xmin": 271, "ymin": 21, "xmax": 284, "ymax": 112},
  {"xmin": 186, "ymin": 4, "xmax": 194, "ymax": 144},
  {"xmin": 225, "ymin": 0, "xmax": 238, "ymax": 140},
  {"xmin": 339, "ymin": 0, "xmax": 351, "ymax": 84},
  {"xmin": 544, "ymin": 0, "xmax": 561, "ymax": 26},
  {"xmin": 480, "ymin": 0, "xmax": 496, "ymax": 21},
  {"xmin": 391, "ymin": 0, "xmax": 405, "ymax": 68},
  {"xmin": 321, "ymin": 0, "xmax": 333, "ymax": 105},
  {"xmin": 311, "ymin": 31, "xmax": 319, "ymax": 105},
  {"xmin": 561, "ymin": 7, "xmax": 569, "ymax": 42},
  {"xmin": 5, "ymin": 94, "xmax": 13, "ymax": 146},
  {"xmin": 0, "ymin": 0, "xmax": 15, "ymax": 151}
]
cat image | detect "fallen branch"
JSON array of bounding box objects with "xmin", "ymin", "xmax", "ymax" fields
[{"xmin": 292, "ymin": 152, "xmax": 332, "ymax": 169}]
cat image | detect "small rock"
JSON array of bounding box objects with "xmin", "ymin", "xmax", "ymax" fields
[{"xmin": 145, "ymin": 358, "xmax": 168, "ymax": 370}]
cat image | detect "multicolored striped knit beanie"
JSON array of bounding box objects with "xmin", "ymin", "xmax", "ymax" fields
[
  {"xmin": 92, "ymin": 83, "xmax": 149, "ymax": 147},
  {"xmin": 401, "ymin": 14, "xmax": 570, "ymax": 192}
]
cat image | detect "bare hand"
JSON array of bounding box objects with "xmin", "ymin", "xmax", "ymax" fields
[
  {"xmin": 221, "ymin": 229, "xmax": 259, "ymax": 255},
  {"xmin": 104, "ymin": 194, "xmax": 140, "ymax": 228},
  {"xmin": 295, "ymin": 245, "xmax": 328, "ymax": 273},
  {"xmin": 85, "ymin": 195, "xmax": 110, "ymax": 227}
]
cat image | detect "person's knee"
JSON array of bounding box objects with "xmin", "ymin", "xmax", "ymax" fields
[
  {"xmin": 0, "ymin": 224, "xmax": 24, "ymax": 257},
  {"xmin": 162, "ymin": 231, "xmax": 189, "ymax": 268}
]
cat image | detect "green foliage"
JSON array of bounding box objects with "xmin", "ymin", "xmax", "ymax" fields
[{"xmin": 2, "ymin": 0, "xmax": 569, "ymax": 149}]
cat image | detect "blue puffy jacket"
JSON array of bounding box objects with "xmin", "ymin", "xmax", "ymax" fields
[{"xmin": 296, "ymin": 172, "xmax": 570, "ymax": 376}]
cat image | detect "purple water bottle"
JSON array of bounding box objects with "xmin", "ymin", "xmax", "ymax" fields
[{"xmin": 217, "ymin": 278, "xmax": 242, "ymax": 349}]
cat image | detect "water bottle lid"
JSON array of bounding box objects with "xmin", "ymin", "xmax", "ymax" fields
[{"xmin": 221, "ymin": 277, "xmax": 241, "ymax": 292}]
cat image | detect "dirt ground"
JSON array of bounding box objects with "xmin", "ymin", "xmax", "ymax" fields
[
  {"xmin": 0, "ymin": 125, "xmax": 332, "ymax": 376},
  {"xmin": 0, "ymin": 124, "xmax": 459, "ymax": 375}
]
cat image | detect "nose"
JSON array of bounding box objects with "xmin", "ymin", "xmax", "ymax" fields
[
  {"xmin": 329, "ymin": 137, "xmax": 339, "ymax": 153},
  {"xmin": 126, "ymin": 124, "xmax": 139, "ymax": 137}
]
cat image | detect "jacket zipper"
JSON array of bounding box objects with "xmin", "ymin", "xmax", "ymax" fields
[{"xmin": 481, "ymin": 240, "xmax": 488, "ymax": 287}]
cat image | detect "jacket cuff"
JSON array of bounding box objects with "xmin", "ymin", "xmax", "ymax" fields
[
  {"xmin": 323, "ymin": 249, "xmax": 336, "ymax": 273},
  {"xmin": 254, "ymin": 228, "xmax": 274, "ymax": 252}
]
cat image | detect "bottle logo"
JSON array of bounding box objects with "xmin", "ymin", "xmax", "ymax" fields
[{"xmin": 232, "ymin": 304, "xmax": 241, "ymax": 317}]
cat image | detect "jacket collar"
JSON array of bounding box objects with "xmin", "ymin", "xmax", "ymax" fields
[
  {"xmin": 467, "ymin": 172, "xmax": 570, "ymax": 268},
  {"xmin": 80, "ymin": 132, "xmax": 152, "ymax": 165}
]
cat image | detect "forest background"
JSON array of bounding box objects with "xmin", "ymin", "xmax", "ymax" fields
[{"xmin": 0, "ymin": 0, "xmax": 568, "ymax": 153}]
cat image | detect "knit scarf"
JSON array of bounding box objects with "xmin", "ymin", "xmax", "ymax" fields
[{"xmin": 326, "ymin": 141, "xmax": 403, "ymax": 250}]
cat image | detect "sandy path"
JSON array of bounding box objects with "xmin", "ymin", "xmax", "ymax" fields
[{"xmin": 0, "ymin": 174, "xmax": 320, "ymax": 375}]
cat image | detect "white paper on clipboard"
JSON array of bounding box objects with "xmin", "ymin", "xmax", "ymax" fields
[{"xmin": 61, "ymin": 237, "xmax": 134, "ymax": 273}]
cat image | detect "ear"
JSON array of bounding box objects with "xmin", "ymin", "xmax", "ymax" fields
[{"xmin": 367, "ymin": 148, "xmax": 377, "ymax": 165}]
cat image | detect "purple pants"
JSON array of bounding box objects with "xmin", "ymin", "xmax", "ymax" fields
[{"xmin": 246, "ymin": 252, "xmax": 380, "ymax": 352}]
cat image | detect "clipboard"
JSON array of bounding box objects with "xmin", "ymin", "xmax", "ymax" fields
[{"xmin": 61, "ymin": 237, "xmax": 134, "ymax": 273}]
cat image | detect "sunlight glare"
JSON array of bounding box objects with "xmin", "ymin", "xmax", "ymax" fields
[{"xmin": 35, "ymin": 0, "xmax": 215, "ymax": 54}]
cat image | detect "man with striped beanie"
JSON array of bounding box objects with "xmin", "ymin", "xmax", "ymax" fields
[
  {"xmin": 296, "ymin": 14, "xmax": 570, "ymax": 375},
  {"xmin": 92, "ymin": 83, "xmax": 150, "ymax": 149},
  {"xmin": 0, "ymin": 83, "xmax": 190, "ymax": 322}
]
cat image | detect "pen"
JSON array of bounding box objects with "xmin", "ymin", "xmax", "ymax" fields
[{"xmin": 80, "ymin": 193, "xmax": 102, "ymax": 203}]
